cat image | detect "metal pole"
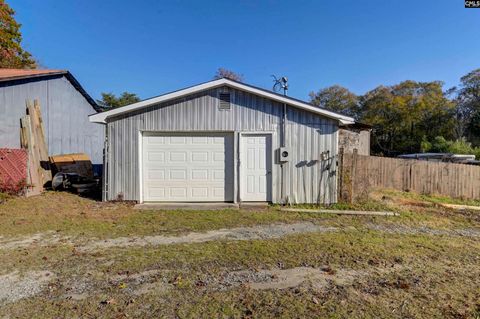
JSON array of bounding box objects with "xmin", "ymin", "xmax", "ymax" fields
[{"xmin": 281, "ymin": 84, "xmax": 287, "ymax": 203}]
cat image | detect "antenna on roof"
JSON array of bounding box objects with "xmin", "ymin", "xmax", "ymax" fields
[{"xmin": 272, "ymin": 75, "xmax": 288, "ymax": 96}]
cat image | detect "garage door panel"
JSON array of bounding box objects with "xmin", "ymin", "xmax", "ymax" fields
[
  {"xmin": 213, "ymin": 188, "xmax": 224, "ymax": 197},
  {"xmin": 192, "ymin": 187, "xmax": 208, "ymax": 197},
  {"xmin": 213, "ymin": 137, "xmax": 225, "ymax": 144},
  {"xmin": 191, "ymin": 169, "xmax": 208, "ymax": 180},
  {"xmin": 191, "ymin": 136, "xmax": 208, "ymax": 144},
  {"xmin": 146, "ymin": 136, "xmax": 165, "ymax": 144},
  {"xmin": 143, "ymin": 133, "xmax": 233, "ymax": 202},
  {"xmin": 213, "ymin": 152, "xmax": 225, "ymax": 162},
  {"xmin": 169, "ymin": 152, "xmax": 187, "ymax": 162},
  {"xmin": 146, "ymin": 185, "xmax": 227, "ymax": 201},
  {"xmin": 147, "ymin": 169, "xmax": 165, "ymax": 180},
  {"xmin": 148, "ymin": 152, "xmax": 165, "ymax": 161},
  {"xmin": 169, "ymin": 136, "xmax": 186, "ymax": 144},
  {"xmin": 169, "ymin": 169, "xmax": 187, "ymax": 180},
  {"xmin": 148, "ymin": 187, "xmax": 165, "ymax": 198},
  {"xmin": 191, "ymin": 151, "xmax": 208, "ymax": 162},
  {"xmin": 213, "ymin": 170, "xmax": 224, "ymax": 180}
]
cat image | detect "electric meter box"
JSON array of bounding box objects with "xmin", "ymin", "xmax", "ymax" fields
[{"xmin": 278, "ymin": 147, "xmax": 290, "ymax": 162}]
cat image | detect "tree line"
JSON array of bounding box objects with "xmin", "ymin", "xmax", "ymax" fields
[
  {"xmin": 100, "ymin": 68, "xmax": 480, "ymax": 160},
  {"xmin": 2, "ymin": 0, "xmax": 478, "ymax": 158},
  {"xmin": 309, "ymin": 70, "xmax": 480, "ymax": 158}
]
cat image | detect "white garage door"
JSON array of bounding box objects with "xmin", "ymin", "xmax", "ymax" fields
[{"xmin": 142, "ymin": 133, "xmax": 234, "ymax": 202}]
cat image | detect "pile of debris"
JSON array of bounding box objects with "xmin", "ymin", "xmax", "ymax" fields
[
  {"xmin": 0, "ymin": 99, "xmax": 100, "ymax": 197},
  {"xmin": 50, "ymin": 153, "xmax": 100, "ymax": 195}
]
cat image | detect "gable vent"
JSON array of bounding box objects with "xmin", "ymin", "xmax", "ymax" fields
[{"xmin": 218, "ymin": 92, "xmax": 231, "ymax": 110}]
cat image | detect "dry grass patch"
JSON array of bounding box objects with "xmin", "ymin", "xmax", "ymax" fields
[
  {"xmin": 0, "ymin": 229, "xmax": 479, "ymax": 318},
  {"xmin": 0, "ymin": 192, "xmax": 328, "ymax": 239},
  {"xmin": 0, "ymin": 190, "xmax": 479, "ymax": 318}
]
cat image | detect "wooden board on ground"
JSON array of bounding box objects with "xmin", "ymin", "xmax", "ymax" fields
[
  {"xmin": 440, "ymin": 203, "xmax": 480, "ymax": 211},
  {"xmin": 280, "ymin": 208, "xmax": 399, "ymax": 216}
]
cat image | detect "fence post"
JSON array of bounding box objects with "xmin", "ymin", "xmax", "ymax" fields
[
  {"xmin": 350, "ymin": 149, "xmax": 358, "ymax": 203},
  {"xmin": 337, "ymin": 147, "xmax": 344, "ymax": 202}
]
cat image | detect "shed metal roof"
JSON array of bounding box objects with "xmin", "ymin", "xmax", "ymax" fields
[
  {"xmin": 0, "ymin": 68, "xmax": 99, "ymax": 111},
  {"xmin": 89, "ymin": 78, "xmax": 355, "ymax": 125},
  {"xmin": 0, "ymin": 69, "xmax": 65, "ymax": 81}
]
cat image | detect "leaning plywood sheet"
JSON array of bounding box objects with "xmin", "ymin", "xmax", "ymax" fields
[
  {"xmin": 19, "ymin": 100, "xmax": 51, "ymax": 196},
  {"xmin": 26, "ymin": 100, "xmax": 51, "ymax": 184}
]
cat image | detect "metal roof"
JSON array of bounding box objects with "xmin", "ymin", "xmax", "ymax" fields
[
  {"xmin": 339, "ymin": 122, "xmax": 372, "ymax": 130},
  {"xmin": 89, "ymin": 78, "xmax": 355, "ymax": 125},
  {"xmin": 0, "ymin": 68, "xmax": 99, "ymax": 111},
  {"xmin": 398, "ymin": 153, "xmax": 479, "ymax": 165},
  {"xmin": 0, "ymin": 69, "xmax": 65, "ymax": 81}
]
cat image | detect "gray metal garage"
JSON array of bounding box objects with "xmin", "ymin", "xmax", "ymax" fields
[{"xmin": 89, "ymin": 78, "xmax": 354, "ymax": 204}]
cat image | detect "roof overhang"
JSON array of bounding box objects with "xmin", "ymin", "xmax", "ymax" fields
[
  {"xmin": 88, "ymin": 78, "xmax": 355, "ymax": 125},
  {"xmin": 339, "ymin": 122, "xmax": 372, "ymax": 130}
]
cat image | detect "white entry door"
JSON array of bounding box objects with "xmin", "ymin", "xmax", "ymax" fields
[
  {"xmin": 142, "ymin": 133, "xmax": 234, "ymax": 202},
  {"xmin": 241, "ymin": 134, "xmax": 272, "ymax": 202}
]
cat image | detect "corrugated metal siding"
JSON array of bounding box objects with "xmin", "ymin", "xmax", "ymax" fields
[
  {"xmin": 107, "ymin": 87, "xmax": 338, "ymax": 204},
  {"xmin": 0, "ymin": 76, "xmax": 104, "ymax": 164}
]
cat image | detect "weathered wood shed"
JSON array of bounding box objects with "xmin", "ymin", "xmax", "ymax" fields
[
  {"xmin": 89, "ymin": 78, "xmax": 354, "ymax": 204},
  {"xmin": 339, "ymin": 122, "xmax": 372, "ymax": 156},
  {"xmin": 0, "ymin": 69, "xmax": 104, "ymax": 164}
]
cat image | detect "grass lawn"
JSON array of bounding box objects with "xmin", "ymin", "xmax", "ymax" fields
[{"xmin": 0, "ymin": 190, "xmax": 479, "ymax": 318}]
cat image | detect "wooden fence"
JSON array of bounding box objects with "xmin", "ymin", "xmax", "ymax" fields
[{"xmin": 338, "ymin": 150, "xmax": 480, "ymax": 201}]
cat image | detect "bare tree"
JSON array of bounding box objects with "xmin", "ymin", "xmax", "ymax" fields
[{"xmin": 213, "ymin": 68, "xmax": 244, "ymax": 82}]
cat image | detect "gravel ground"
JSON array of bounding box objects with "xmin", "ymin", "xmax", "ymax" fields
[
  {"xmin": 366, "ymin": 223, "xmax": 480, "ymax": 238},
  {"xmin": 0, "ymin": 271, "xmax": 54, "ymax": 305},
  {"xmin": 0, "ymin": 232, "xmax": 73, "ymax": 250},
  {"xmin": 79, "ymin": 222, "xmax": 338, "ymax": 251},
  {"xmin": 0, "ymin": 221, "xmax": 478, "ymax": 253}
]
